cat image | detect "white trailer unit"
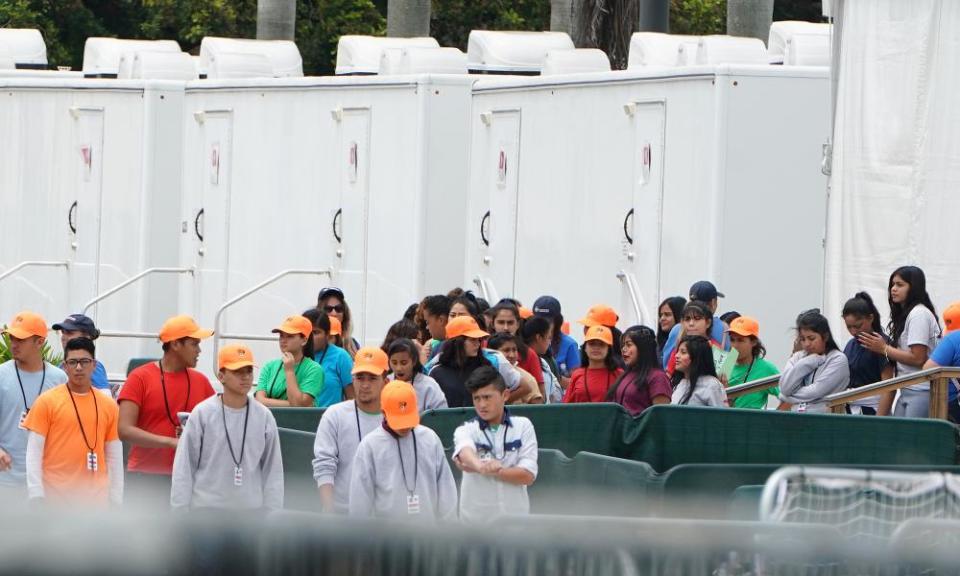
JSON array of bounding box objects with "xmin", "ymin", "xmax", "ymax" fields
[
  {"xmin": 178, "ymin": 75, "xmax": 472, "ymax": 373},
  {"xmin": 465, "ymin": 65, "xmax": 830, "ymax": 362},
  {"xmin": 0, "ymin": 78, "xmax": 186, "ymax": 376}
]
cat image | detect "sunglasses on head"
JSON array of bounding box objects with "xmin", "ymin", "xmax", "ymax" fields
[{"xmin": 324, "ymin": 305, "xmax": 344, "ymax": 313}]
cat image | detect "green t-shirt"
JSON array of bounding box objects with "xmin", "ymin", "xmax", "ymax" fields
[
  {"xmin": 256, "ymin": 358, "xmax": 325, "ymax": 406},
  {"xmin": 727, "ymin": 357, "xmax": 780, "ymax": 410}
]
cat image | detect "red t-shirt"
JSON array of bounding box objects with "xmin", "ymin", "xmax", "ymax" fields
[
  {"xmin": 517, "ymin": 348, "xmax": 544, "ymax": 384},
  {"xmin": 563, "ymin": 367, "xmax": 623, "ymax": 403},
  {"xmin": 118, "ymin": 362, "xmax": 215, "ymax": 475}
]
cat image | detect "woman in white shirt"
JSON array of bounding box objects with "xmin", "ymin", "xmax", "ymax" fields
[
  {"xmin": 780, "ymin": 311, "xmax": 850, "ymax": 413},
  {"xmin": 671, "ymin": 335, "xmax": 727, "ymax": 407},
  {"xmin": 858, "ymin": 266, "xmax": 941, "ymax": 418}
]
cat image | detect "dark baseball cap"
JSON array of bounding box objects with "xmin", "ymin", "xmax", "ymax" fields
[
  {"xmin": 532, "ymin": 296, "xmax": 562, "ymax": 318},
  {"xmin": 689, "ymin": 281, "xmax": 724, "ymax": 302},
  {"xmin": 52, "ymin": 314, "xmax": 100, "ymax": 339},
  {"xmin": 318, "ymin": 287, "xmax": 345, "ymax": 301}
]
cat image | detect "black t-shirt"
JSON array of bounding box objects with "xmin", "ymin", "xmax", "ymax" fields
[
  {"xmin": 428, "ymin": 356, "xmax": 489, "ymax": 407},
  {"xmin": 843, "ymin": 337, "xmax": 890, "ymax": 388}
]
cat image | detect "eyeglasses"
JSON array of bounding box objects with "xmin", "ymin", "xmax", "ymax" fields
[
  {"xmin": 324, "ymin": 305, "xmax": 344, "ymax": 313},
  {"xmin": 65, "ymin": 358, "xmax": 94, "ymax": 368}
]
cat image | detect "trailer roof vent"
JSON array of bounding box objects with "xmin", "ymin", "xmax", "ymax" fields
[
  {"xmin": 336, "ymin": 36, "xmax": 439, "ymax": 75},
  {"xmin": 467, "ymin": 30, "xmax": 574, "ymax": 74},
  {"xmin": 378, "ymin": 46, "xmax": 467, "ymax": 75},
  {"xmin": 628, "ymin": 33, "xmax": 700, "ymax": 68},
  {"xmin": 117, "ymin": 51, "xmax": 198, "ymax": 80},
  {"xmin": 768, "ymin": 21, "xmax": 830, "ymax": 63},
  {"xmin": 83, "ymin": 38, "xmax": 181, "ymax": 77},
  {"xmin": 199, "ymin": 37, "xmax": 303, "ymax": 78},
  {"xmin": 695, "ymin": 35, "xmax": 769, "ymax": 65},
  {"xmin": 0, "ymin": 29, "xmax": 47, "ymax": 68},
  {"xmin": 541, "ymin": 48, "xmax": 610, "ymax": 75}
]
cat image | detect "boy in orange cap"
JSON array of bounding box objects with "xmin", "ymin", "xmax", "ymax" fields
[
  {"xmin": 171, "ymin": 345, "xmax": 283, "ymax": 510},
  {"xmin": 118, "ymin": 315, "xmax": 216, "ymax": 505},
  {"xmin": 0, "ymin": 312, "xmax": 69, "ymax": 497},
  {"xmin": 348, "ymin": 381, "xmax": 457, "ymax": 521},
  {"xmin": 313, "ymin": 346, "xmax": 388, "ymax": 514}
]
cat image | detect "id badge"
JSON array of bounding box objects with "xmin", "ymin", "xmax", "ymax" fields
[
  {"xmin": 87, "ymin": 451, "xmax": 98, "ymax": 472},
  {"xmin": 18, "ymin": 410, "xmax": 28, "ymax": 431},
  {"xmin": 234, "ymin": 466, "xmax": 243, "ymax": 487},
  {"xmin": 406, "ymin": 494, "xmax": 421, "ymax": 515}
]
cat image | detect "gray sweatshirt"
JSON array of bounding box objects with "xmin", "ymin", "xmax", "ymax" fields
[
  {"xmin": 311, "ymin": 400, "xmax": 383, "ymax": 514},
  {"xmin": 349, "ymin": 425, "xmax": 458, "ymax": 522},
  {"xmin": 412, "ymin": 373, "xmax": 448, "ymax": 412},
  {"xmin": 170, "ymin": 395, "xmax": 284, "ymax": 510},
  {"xmin": 779, "ymin": 350, "xmax": 850, "ymax": 413}
]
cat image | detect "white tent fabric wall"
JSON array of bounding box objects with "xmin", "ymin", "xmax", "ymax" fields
[{"xmin": 825, "ymin": 0, "xmax": 960, "ymax": 329}]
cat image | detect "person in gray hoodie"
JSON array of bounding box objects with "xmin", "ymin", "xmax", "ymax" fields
[
  {"xmin": 779, "ymin": 311, "xmax": 850, "ymax": 413},
  {"xmin": 348, "ymin": 381, "xmax": 457, "ymax": 521},
  {"xmin": 171, "ymin": 345, "xmax": 284, "ymax": 510},
  {"xmin": 313, "ymin": 346, "xmax": 389, "ymax": 514}
]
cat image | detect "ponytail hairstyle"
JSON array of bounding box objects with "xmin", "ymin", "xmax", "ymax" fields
[
  {"xmin": 672, "ymin": 335, "xmax": 717, "ymax": 404},
  {"xmin": 796, "ymin": 310, "xmax": 840, "ymax": 353},
  {"xmin": 842, "ymin": 292, "xmax": 884, "ymax": 335},
  {"xmin": 520, "ymin": 316, "xmax": 552, "ymax": 351},
  {"xmin": 888, "ymin": 266, "xmax": 940, "ymax": 343},
  {"xmin": 606, "ymin": 325, "xmax": 660, "ymax": 401}
]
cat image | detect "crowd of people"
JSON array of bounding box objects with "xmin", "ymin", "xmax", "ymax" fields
[{"xmin": 2, "ymin": 263, "xmax": 960, "ymax": 518}]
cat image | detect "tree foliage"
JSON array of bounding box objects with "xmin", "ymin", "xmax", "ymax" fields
[{"xmin": 431, "ymin": 0, "xmax": 549, "ymax": 51}]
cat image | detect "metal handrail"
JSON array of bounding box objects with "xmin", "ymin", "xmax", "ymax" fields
[
  {"xmin": 472, "ymin": 275, "xmax": 491, "ymax": 303},
  {"xmin": 616, "ymin": 270, "xmax": 651, "ymax": 326},
  {"xmin": 824, "ymin": 366, "xmax": 960, "ymax": 419},
  {"xmin": 0, "ymin": 260, "xmax": 70, "ymax": 284},
  {"xmin": 725, "ymin": 374, "xmax": 781, "ymax": 399},
  {"xmin": 212, "ymin": 268, "xmax": 332, "ymax": 373},
  {"xmin": 82, "ymin": 267, "xmax": 196, "ymax": 315}
]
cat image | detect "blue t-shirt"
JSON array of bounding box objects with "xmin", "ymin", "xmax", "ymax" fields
[
  {"xmin": 0, "ymin": 361, "xmax": 68, "ymax": 487},
  {"xmin": 314, "ymin": 343, "xmax": 354, "ymax": 408},
  {"xmin": 930, "ymin": 332, "xmax": 960, "ymax": 401},
  {"xmin": 661, "ymin": 318, "xmax": 729, "ymax": 367},
  {"xmin": 551, "ymin": 333, "xmax": 581, "ymax": 377}
]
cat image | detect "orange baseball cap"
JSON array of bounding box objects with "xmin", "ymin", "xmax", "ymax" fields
[
  {"xmin": 328, "ymin": 315, "xmax": 343, "ymax": 336},
  {"xmin": 518, "ymin": 306, "xmax": 534, "ymax": 320},
  {"xmin": 727, "ymin": 316, "xmax": 760, "ymax": 338},
  {"xmin": 352, "ymin": 346, "xmax": 389, "ymax": 375},
  {"xmin": 445, "ymin": 316, "xmax": 489, "ymax": 339},
  {"xmin": 218, "ymin": 344, "xmax": 255, "ymax": 370},
  {"xmin": 578, "ymin": 304, "xmax": 619, "ymax": 328},
  {"xmin": 944, "ymin": 302, "xmax": 960, "ymax": 334},
  {"xmin": 4, "ymin": 311, "xmax": 48, "ymax": 339},
  {"xmin": 583, "ymin": 325, "xmax": 613, "ymax": 346},
  {"xmin": 381, "ymin": 380, "xmax": 419, "ymax": 430},
  {"xmin": 272, "ymin": 315, "xmax": 312, "ymax": 339},
  {"xmin": 561, "ymin": 321, "xmax": 570, "ymax": 335},
  {"xmin": 159, "ymin": 315, "xmax": 213, "ymax": 343}
]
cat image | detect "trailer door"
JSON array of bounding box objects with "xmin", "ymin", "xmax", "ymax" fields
[
  {"xmin": 479, "ymin": 110, "xmax": 522, "ymax": 300},
  {"xmin": 71, "ymin": 107, "xmax": 106, "ymax": 315}
]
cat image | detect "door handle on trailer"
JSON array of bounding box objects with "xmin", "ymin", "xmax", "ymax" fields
[
  {"xmin": 68, "ymin": 201, "xmax": 77, "ymax": 234},
  {"xmin": 480, "ymin": 211, "xmax": 490, "ymax": 247},
  {"xmin": 623, "ymin": 209, "xmax": 634, "ymax": 245},
  {"xmin": 194, "ymin": 209, "xmax": 204, "ymax": 242},
  {"xmin": 333, "ymin": 208, "xmax": 342, "ymax": 243}
]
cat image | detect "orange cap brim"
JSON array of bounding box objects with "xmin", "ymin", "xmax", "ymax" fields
[
  {"xmin": 352, "ymin": 362, "xmax": 386, "ymax": 376},
  {"xmin": 578, "ymin": 316, "xmax": 602, "ymax": 327},
  {"xmin": 385, "ymin": 410, "xmax": 420, "ymax": 430},
  {"xmin": 584, "ymin": 335, "xmax": 613, "ymax": 346},
  {"xmin": 272, "ymin": 326, "xmax": 307, "ymax": 338},
  {"xmin": 461, "ymin": 328, "xmax": 489, "ymax": 339},
  {"xmin": 725, "ymin": 327, "xmax": 757, "ymax": 337},
  {"xmin": 190, "ymin": 328, "xmax": 214, "ymax": 340},
  {"xmin": 220, "ymin": 360, "xmax": 255, "ymax": 371},
  {"xmin": 4, "ymin": 327, "xmax": 41, "ymax": 339}
]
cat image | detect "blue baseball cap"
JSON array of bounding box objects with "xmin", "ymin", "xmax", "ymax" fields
[
  {"xmin": 532, "ymin": 296, "xmax": 562, "ymax": 318},
  {"xmin": 52, "ymin": 314, "xmax": 100, "ymax": 339}
]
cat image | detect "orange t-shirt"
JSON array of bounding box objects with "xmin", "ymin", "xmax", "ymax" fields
[{"xmin": 23, "ymin": 384, "xmax": 119, "ymax": 503}]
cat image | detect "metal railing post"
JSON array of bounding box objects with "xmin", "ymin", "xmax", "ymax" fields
[
  {"xmin": 617, "ymin": 270, "xmax": 651, "ymax": 326},
  {"xmin": 212, "ymin": 268, "xmax": 333, "ymax": 373},
  {"xmin": 0, "ymin": 261, "xmax": 70, "ymax": 284},
  {"xmin": 81, "ymin": 267, "xmax": 196, "ymax": 316}
]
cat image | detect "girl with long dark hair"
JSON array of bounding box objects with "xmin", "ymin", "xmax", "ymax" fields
[
  {"xmin": 670, "ymin": 335, "xmax": 726, "ymax": 407},
  {"xmin": 563, "ymin": 326, "xmax": 623, "ymax": 403},
  {"xmin": 779, "ymin": 311, "xmax": 850, "ymax": 413},
  {"xmin": 387, "ymin": 338, "xmax": 447, "ymax": 412},
  {"xmin": 607, "ymin": 325, "xmax": 672, "ymax": 415},
  {"xmin": 841, "ymin": 292, "xmax": 895, "ymax": 415},
  {"xmin": 657, "ymin": 297, "xmax": 686, "ymax": 353}
]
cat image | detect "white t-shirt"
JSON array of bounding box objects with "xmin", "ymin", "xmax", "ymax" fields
[
  {"xmin": 897, "ymin": 306, "xmax": 940, "ymax": 391},
  {"xmin": 671, "ymin": 376, "xmax": 727, "ymax": 407}
]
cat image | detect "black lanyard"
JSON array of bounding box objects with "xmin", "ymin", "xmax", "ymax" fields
[
  {"xmin": 221, "ymin": 394, "xmax": 250, "ymax": 470},
  {"xmin": 733, "ymin": 360, "xmax": 755, "ymax": 386},
  {"xmin": 159, "ymin": 360, "xmax": 191, "ymax": 430},
  {"xmin": 15, "ymin": 363, "xmax": 46, "ymax": 411},
  {"xmin": 269, "ymin": 359, "xmax": 303, "ymax": 399},
  {"xmin": 583, "ymin": 368, "xmax": 613, "ymax": 402},
  {"xmin": 315, "ymin": 345, "xmax": 329, "ymax": 366},
  {"xmin": 396, "ymin": 430, "xmax": 419, "ymax": 495},
  {"xmin": 67, "ymin": 386, "xmax": 99, "ymax": 453},
  {"xmin": 481, "ymin": 424, "xmax": 507, "ymax": 460},
  {"xmin": 354, "ymin": 401, "xmax": 362, "ymax": 442}
]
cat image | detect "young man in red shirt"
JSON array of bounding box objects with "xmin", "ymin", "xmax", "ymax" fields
[{"xmin": 118, "ymin": 315, "xmax": 215, "ymax": 506}]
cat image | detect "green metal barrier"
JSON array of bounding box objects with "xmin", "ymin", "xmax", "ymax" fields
[
  {"xmin": 271, "ymin": 407, "xmax": 326, "ymax": 433},
  {"xmin": 277, "ymin": 427, "xmax": 321, "ymax": 513}
]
